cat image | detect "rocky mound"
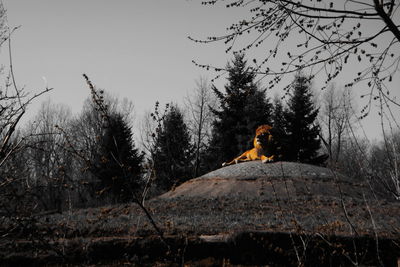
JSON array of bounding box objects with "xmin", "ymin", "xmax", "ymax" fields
[{"xmin": 161, "ymin": 161, "xmax": 367, "ymax": 200}]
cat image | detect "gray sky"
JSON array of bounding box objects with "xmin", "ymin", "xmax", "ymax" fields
[
  {"xmin": 2, "ymin": 0, "xmax": 229, "ymax": 113},
  {"xmin": 1, "ymin": 0, "xmax": 399, "ymax": 141}
]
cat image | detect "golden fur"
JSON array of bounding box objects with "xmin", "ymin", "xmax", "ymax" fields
[{"xmin": 222, "ymin": 125, "xmax": 275, "ymax": 166}]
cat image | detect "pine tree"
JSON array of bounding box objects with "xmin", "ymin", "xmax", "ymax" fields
[
  {"xmin": 152, "ymin": 105, "xmax": 194, "ymax": 191},
  {"xmin": 271, "ymin": 96, "xmax": 289, "ymax": 161},
  {"xmin": 95, "ymin": 113, "xmax": 143, "ymax": 203},
  {"xmin": 284, "ymin": 73, "xmax": 326, "ymax": 165},
  {"xmin": 205, "ymin": 53, "xmax": 272, "ymax": 171}
]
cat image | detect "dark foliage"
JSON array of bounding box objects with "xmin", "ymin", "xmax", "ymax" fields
[
  {"xmin": 283, "ymin": 73, "xmax": 326, "ymax": 165},
  {"xmin": 93, "ymin": 113, "xmax": 143, "ymax": 203},
  {"xmin": 205, "ymin": 53, "xmax": 272, "ymax": 170},
  {"xmin": 270, "ymin": 97, "xmax": 288, "ymax": 161},
  {"xmin": 152, "ymin": 105, "xmax": 194, "ymax": 191}
]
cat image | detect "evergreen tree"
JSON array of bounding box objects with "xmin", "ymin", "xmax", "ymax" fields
[
  {"xmin": 152, "ymin": 105, "xmax": 194, "ymax": 191},
  {"xmin": 271, "ymin": 96, "xmax": 289, "ymax": 161},
  {"xmin": 94, "ymin": 113, "xmax": 143, "ymax": 203},
  {"xmin": 284, "ymin": 73, "xmax": 326, "ymax": 165},
  {"xmin": 205, "ymin": 53, "xmax": 272, "ymax": 171}
]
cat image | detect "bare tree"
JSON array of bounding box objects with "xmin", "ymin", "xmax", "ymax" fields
[
  {"xmin": 0, "ymin": 73, "xmax": 52, "ymax": 170},
  {"xmin": 140, "ymin": 111, "xmax": 156, "ymax": 157},
  {"xmin": 0, "ymin": 4, "xmax": 52, "ymax": 187},
  {"xmin": 184, "ymin": 77, "xmax": 216, "ymax": 176},
  {"xmin": 0, "ymin": 7, "xmax": 52, "ymax": 169},
  {"xmin": 23, "ymin": 100, "xmax": 72, "ymax": 211},
  {"xmin": 139, "ymin": 102, "xmax": 171, "ymax": 198},
  {"xmin": 192, "ymin": 0, "xmax": 400, "ymax": 116},
  {"xmin": 0, "ymin": 9, "xmax": 55, "ymax": 259},
  {"xmin": 0, "ymin": 2, "xmax": 7, "ymax": 47},
  {"xmin": 319, "ymin": 84, "xmax": 355, "ymax": 166},
  {"xmin": 370, "ymin": 131, "xmax": 400, "ymax": 199},
  {"xmin": 140, "ymin": 102, "xmax": 172, "ymax": 157}
]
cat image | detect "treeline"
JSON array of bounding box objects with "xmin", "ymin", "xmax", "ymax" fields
[{"xmin": 1, "ymin": 54, "xmax": 399, "ymax": 218}]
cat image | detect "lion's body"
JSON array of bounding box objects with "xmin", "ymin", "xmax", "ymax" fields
[{"xmin": 222, "ymin": 125, "xmax": 275, "ymax": 166}]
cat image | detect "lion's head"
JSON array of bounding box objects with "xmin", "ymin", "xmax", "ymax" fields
[{"xmin": 254, "ymin": 124, "xmax": 273, "ymax": 149}]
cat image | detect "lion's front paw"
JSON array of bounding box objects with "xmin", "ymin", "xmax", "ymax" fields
[
  {"xmin": 262, "ymin": 156, "xmax": 274, "ymax": 163},
  {"xmin": 222, "ymin": 162, "xmax": 227, "ymax": 167}
]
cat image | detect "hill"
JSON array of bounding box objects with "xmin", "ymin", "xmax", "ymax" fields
[{"xmin": 1, "ymin": 161, "xmax": 399, "ymax": 266}]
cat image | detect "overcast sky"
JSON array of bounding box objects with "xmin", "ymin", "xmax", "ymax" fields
[
  {"xmin": 1, "ymin": 0, "xmax": 399, "ymax": 141},
  {"xmin": 2, "ymin": 0, "xmax": 229, "ymax": 113}
]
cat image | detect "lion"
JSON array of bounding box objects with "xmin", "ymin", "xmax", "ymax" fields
[{"xmin": 222, "ymin": 125, "xmax": 275, "ymax": 166}]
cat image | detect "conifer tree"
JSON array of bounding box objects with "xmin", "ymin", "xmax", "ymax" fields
[
  {"xmin": 271, "ymin": 97, "xmax": 288, "ymax": 161},
  {"xmin": 95, "ymin": 113, "xmax": 143, "ymax": 203},
  {"xmin": 284, "ymin": 73, "xmax": 326, "ymax": 165},
  {"xmin": 152, "ymin": 105, "xmax": 194, "ymax": 191},
  {"xmin": 205, "ymin": 53, "xmax": 272, "ymax": 171}
]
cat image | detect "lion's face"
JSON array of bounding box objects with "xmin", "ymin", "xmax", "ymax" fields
[{"xmin": 255, "ymin": 125, "xmax": 273, "ymax": 147}]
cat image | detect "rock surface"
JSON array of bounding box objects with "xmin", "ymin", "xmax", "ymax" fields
[
  {"xmin": 201, "ymin": 160, "xmax": 337, "ymax": 179},
  {"xmin": 161, "ymin": 161, "xmax": 367, "ymax": 200}
]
